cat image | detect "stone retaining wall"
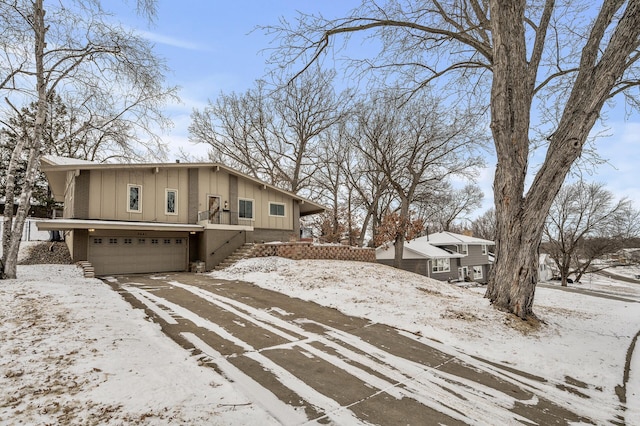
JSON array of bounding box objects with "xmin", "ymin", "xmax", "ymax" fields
[{"xmin": 252, "ymin": 242, "xmax": 375, "ymax": 263}]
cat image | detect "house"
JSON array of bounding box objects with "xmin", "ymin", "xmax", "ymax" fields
[
  {"xmin": 36, "ymin": 156, "xmax": 325, "ymax": 275},
  {"xmin": 538, "ymin": 253, "xmax": 558, "ymax": 281},
  {"xmin": 376, "ymin": 231, "xmax": 494, "ymax": 282}
]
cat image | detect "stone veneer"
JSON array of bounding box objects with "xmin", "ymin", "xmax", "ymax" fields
[{"xmin": 252, "ymin": 242, "xmax": 375, "ymax": 263}]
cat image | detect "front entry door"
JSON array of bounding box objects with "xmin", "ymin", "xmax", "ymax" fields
[{"xmin": 208, "ymin": 196, "xmax": 221, "ymax": 223}]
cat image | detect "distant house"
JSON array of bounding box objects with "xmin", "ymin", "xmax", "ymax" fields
[
  {"xmin": 376, "ymin": 231, "xmax": 494, "ymax": 282},
  {"xmin": 538, "ymin": 253, "xmax": 557, "ymax": 281},
  {"xmin": 36, "ymin": 156, "xmax": 325, "ymax": 275}
]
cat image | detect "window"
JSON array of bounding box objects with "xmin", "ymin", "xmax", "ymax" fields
[
  {"xmin": 432, "ymin": 258, "xmax": 450, "ymax": 273},
  {"xmin": 238, "ymin": 199, "xmax": 254, "ymax": 219},
  {"xmin": 269, "ymin": 202, "xmax": 285, "ymax": 217},
  {"xmin": 151, "ymin": 238, "xmax": 159, "ymax": 245},
  {"xmin": 127, "ymin": 184, "xmax": 142, "ymax": 213},
  {"xmin": 108, "ymin": 238, "xmax": 118, "ymax": 245},
  {"xmin": 123, "ymin": 238, "xmax": 132, "ymax": 245},
  {"xmin": 138, "ymin": 238, "xmax": 146, "ymax": 244},
  {"xmin": 473, "ymin": 266, "xmax": 483, "ymax": 280},
  {"xmin": 164, "ymin": 239, "xmax": 171, "ymax": 244},
  {"xmin": 165, "ymin": 189, "xmax": 178, "ymax": 215},
  {"xmin": 481, "ymin": 244, "xmax": 487, "ymax": 255},
  {"xmin": 458, "ymin": 244, "xmax": 468, "ymax": 255},
  {"xmin": 175, "ymin": 239, "xmax": 183, "ymax": 244},
  {"xmin": 93, "ymin": 238, "xmax": 103, "ymax": 244}
]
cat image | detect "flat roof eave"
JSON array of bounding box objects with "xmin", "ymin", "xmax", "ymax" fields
[{"xmin": 35, "ymin": 219, "xmax": 204, "ymax": 233}]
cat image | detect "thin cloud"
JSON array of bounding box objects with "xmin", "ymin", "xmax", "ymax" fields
[{"xmin": 137, "ymin": 29, "xmax": 212, "ymax": 51}]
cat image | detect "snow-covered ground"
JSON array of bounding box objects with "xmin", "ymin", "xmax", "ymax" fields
[{"xmin": 1, "ymin": 249, "xmax": 639, "ymax": 424}]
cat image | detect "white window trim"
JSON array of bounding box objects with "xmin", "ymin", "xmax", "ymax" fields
[
  {"xmin": 432, "ymin": 258, "xmax": 450, "ymax": 273},
  {"xmin": 165, "ymin": 188, "xmax": 178, "ymax": 215},
  {"xmin": 268, "ymin": 202, "xmax": 286, "ymax": 217},
  {"xmin": 238, "ymin": 198, "xmax": 255, "ymax": 220},
  {"xmin": 473, "ymin": 266, "xmax": 483, "ymax": 280},
  {"xmin": 127, "ymin": 184, "xmax": 142, "ymax": 213},
  {"xmin": 481, "ymin": 244, "xmax": 487, "ymax": 255},
  {"xmin": 459, "ymin": 244, "xmax": 468, "ymax": 255}
]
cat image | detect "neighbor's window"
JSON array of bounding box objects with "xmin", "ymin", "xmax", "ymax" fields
[
  {"xmin": 127, "ymin": 184, "xmax": 142, "ymax": 213},
  {"xmin": 458, "ymin": 244, "xmax": 468, "ymax": 255},
  {"xmin": 481, "ymin": 244, "xmax": 487, "ymax": 255},
  {"xmin": 165, "ymin": 189, "xmax": 178, "ymax": 215},
  {"xmin": 269, "ymin": 202, "xmax": 285, "ymax": 217},
  {"xmin": 473, "ymin": 266, "xmax": 483, "ymax": 280},
  {"xmin": 238, "ymin": 199, "xmax": 254, "ymax": 219},
  {"xmin": 432, "ymin": 258, "xmax": 450, "ymax": 273}
]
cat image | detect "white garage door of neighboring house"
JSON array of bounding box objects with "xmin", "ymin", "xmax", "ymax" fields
[{"xmin": 88, "ymin": 236, "xmax": 187, "ymax": 275}]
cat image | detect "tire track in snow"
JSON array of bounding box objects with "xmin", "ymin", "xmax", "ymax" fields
[{"xmin": 129, "ymin": 279, "xmax": 549, "ymax": 424}]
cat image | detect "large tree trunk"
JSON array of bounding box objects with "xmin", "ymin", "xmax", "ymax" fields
[
  {"xmin": 485, "ymin": 0, "xmax": 640, "ymax": 318},
  {"xmin": 2, "ymin": 0, "xmax": 46, "ymax": 280}
]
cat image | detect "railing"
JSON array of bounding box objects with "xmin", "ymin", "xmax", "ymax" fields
[
  {"xmin": 197, "ymin": 210, "xmax": 252, "ymax": 227},
  {"xmin": 210, "ymin": 230, "xmax": 245, "ymax": 257}
]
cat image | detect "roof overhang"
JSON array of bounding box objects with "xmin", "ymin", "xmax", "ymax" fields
[{"xmin": 36, "ymin": 219, "xmax": 204, "ymax": 233}]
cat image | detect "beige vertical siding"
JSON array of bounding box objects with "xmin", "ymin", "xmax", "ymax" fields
[{"xmin": 87, "ymin": 168, "xmax": 190, "ymax": 222}]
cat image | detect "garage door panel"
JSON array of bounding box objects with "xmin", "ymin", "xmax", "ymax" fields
[{"xmin": 89, "ymin": 235, "xmax": 187, "ymax": 275}]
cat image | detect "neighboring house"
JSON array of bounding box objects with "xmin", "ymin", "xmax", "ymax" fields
[
  {"xmin": 36, "ymin": 156, "xmax": 325, "ymax": 275},
  {"xmin": 376, "ymin": 231, "xmax": 494, "ymax": 283},
  {"xmin": 538, "ymin": 253, "xmax": 558, "ymax": 281}
]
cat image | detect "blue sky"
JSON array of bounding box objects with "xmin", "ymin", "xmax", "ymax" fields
[{"xmin": 110, "ymin": 0, "xmax": 640, "ymax": 215}]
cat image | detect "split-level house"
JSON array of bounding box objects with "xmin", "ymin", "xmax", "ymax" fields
[
  {"xmin": 36, "ymin": 156, "xmax": 325, "ymax": 275},
  {"xmin": 376, "ymin": 231, "xmax": 495, "ymax": 282}
]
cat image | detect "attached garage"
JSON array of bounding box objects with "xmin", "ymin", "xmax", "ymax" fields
[
  {"xmin": 88, "ymin": 235, "xmax": 188, "ymax": 275},
  {"xmin": 36, "ymin": 219, "xmax": 203, "ymax": 276}
]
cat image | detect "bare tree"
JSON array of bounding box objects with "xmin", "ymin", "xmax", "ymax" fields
[
  {"xmin": 190, "ymin": 69, "xmax": 348, "ymax": 193},
  {"xmin": 416, "ymin": 183, "xmax": 484, "ymax": 232},
  {"xmin": 543, "ymin": 181, "xmax": 636, "ymax": 286},
  {"xmin": 0, "ymin": 0, "xmax": 176, "ymax": 279},
  {"xmin": 471, "ymin": 208, "xmax": 496, "ymax": 242},
  {"xmin": 352, "ymin": 90, "xmax": 484, "ymax": 267},
  {"xmin": 267, "ymin": 0, "xmax": 640, "ymax": 318}
]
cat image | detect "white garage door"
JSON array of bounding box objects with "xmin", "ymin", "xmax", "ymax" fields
[{"xmin": 88, "ymin": 235, "xmax": 188, "ymax": 275}]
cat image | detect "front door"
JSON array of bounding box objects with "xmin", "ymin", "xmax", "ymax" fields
[
  {"xmin": 458, "ymin": 266, "xmax": 468, "ymax": 281},
  {"xmin": 208, "ymin": 196, "xmax": 221, "ymax": 223}
]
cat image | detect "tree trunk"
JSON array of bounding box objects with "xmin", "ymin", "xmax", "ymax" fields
[
  {"xmin": 2, "ymin": 0, "xmax": 46, "ymax": 279},
  {"xmin": 1, "ymin": 135, "xmax": 25, "ymax": 271},
  {"xmin": 485, "ymin": 0, "xmax": 540, "ymax": 318}
]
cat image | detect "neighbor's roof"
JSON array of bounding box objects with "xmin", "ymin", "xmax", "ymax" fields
[
  {"xmin": 420, "ymin": 231, "xmax": 495, "ymax": 246},
  {"xmin": 40, "ymin": 155, "xmax": 326, "ymax": 216},
  {"xmin": 375, "ymin": 239, "xmax": 464, "ymax": 260},
  {"xmin": 405, "ymin": 239, "xmax": 466, "ymax": 259}
]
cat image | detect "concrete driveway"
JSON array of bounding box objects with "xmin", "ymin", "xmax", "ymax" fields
[{"xmin": 105, "ymin": 273, "xmax": 595, "ymax": 425}]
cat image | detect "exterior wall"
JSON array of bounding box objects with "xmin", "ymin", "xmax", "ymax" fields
[
  {"xmin": 254, "ymin": 242, "xmax": 375, "ymax": 263},
  {"xmin": 64, "ymin": 171, "xmax": 76, "ymax": 218},
  {"xmin": 200, "ymin": 229, "xmax": 249, "ymax": 270},
  {"xmin": 377, "ymin": 258, "xmax": 428, "ymax": 275},
  {"xmin": 65, "ymin": 229, "xmax": 88, "ymax": 262},
  {"xmin": 252, "ymin": 228, "xmax": 296, "ymax": 243},
  {"xmin": 458, "ymin": 245, "xmax": 489, "ymax": 267},
  {"xmin": 87, "ymin": 168, "xmax": 190, "ymax": 223},
  {"xmin": 188, "ymin": 168, "xmax": 199, "ymax": 223},
  {"xmin": 236, "ymin": 180, "xmax": 294, "ymax": 231}
]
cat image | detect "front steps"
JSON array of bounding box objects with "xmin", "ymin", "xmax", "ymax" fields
[{"xmin": 214, "ymin": 243, "xmax": 255, "ymax": 270}]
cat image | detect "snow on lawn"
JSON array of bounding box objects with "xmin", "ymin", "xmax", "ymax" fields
[
  {"xmin": 211, "ymin": 257, "xmax": 640, "ymax": 424},
  {"xmin": 2, "ymin": 254, "xmax": 639, "ymax": 425},
  {"xmin": 0, "ymin": 264, "xmax": 278, "ymax": 425}
]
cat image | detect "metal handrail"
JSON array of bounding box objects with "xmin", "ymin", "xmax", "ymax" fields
[{"xmin": 210, "ymin": 230, "xmax": 245, "ymax": 256}]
